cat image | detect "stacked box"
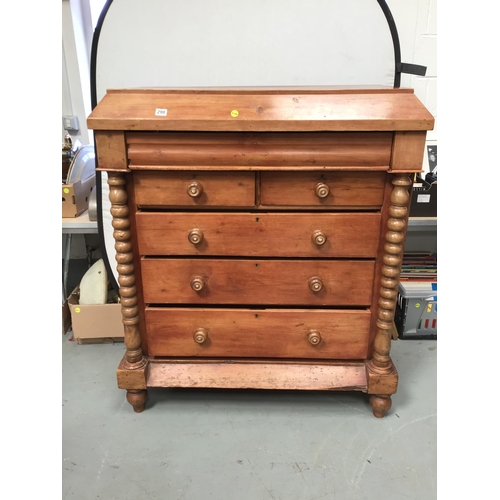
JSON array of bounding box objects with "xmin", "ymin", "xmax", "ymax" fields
[
  {"xmin": 409, "ymin": 175, "xmax": 437, "ymax": 218},
  {"xmin": 67, "ymin": 286, "xmax": 124, "ymax": 344}
]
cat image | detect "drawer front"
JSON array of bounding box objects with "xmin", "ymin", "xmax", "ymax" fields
[
  {"xmin": 145, "ymin": 307, "xmax": 370, "ymax": 359},
  {"xmin": 141, "ymin": 259, "xmax": 375, "ymax": 306},
  {"xmin": 260, "ymin": 171, "xmax": 386, "ymax": 207},
  {"xmin": 133, "ymin": 171, "xmax": 256, "ymax": 207},
  {"xmin": 136, "ymin": 212, "xmax": 381, "ymax": 258},
  {"xmin": 126, "ymin": 131, "xmax": 392, "ymax": 168}
]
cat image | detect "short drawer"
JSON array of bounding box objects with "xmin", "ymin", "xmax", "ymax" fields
[
  {"xmin": 141, "ymin": 258, "xmax": 375, "ymax": 306},
  {"xmin": 133, "ymin": 171, "xmax": 256, "ymax": 207},
  {"xmin": 260, "ymin": 171, "xmax": 386, "ymax": 207},
  {"xmin": 145, "ymin": 307, "xmax": 370, "ymax": 359},
  {"xmin": 136, "ymin": 212, "xmax": 381, "ymax": 258}
]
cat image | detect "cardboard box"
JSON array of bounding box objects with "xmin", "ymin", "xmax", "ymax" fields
[
  {"xmin": 62, "ymin": 175, "xmax": 96, "ymax": 218},
  {"xmin": 409, "ymin": 176, "xmax": 437, "ymax": 218},
  {"xmin": 62, "ymin": 298, "xmax": 71, "ymax": 335},
  {"xmin": 67, "ymin": 286, "xmax": 124, "ymax": 344}
]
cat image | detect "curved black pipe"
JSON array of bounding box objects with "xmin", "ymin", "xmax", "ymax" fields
[
  {"xmin": 377, "ymin": 0, "xmax": 402, "ymax": 88},
  {"xmin": 90, "ymin": 0, "xmax": 114, "ymax": 109},
  {"xmin": 90, "ymin": 0, "xmax": 120, "ymax": 293}
]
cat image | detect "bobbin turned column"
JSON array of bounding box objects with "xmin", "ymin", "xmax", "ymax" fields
[
  {"xmin": 367, "ymin": 174, "xmax": 412, "ymax": 417},
  {"xmin": 108, "ymin": 172, "xmax": 148, "ymax": 413}
]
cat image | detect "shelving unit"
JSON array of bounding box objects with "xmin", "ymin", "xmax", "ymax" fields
[{"xmin": 396, "ymin": 216, "xmax": 437, "ymax": 339}]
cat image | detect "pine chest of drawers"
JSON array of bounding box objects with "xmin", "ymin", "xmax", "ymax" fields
[{"xmin": 87, "ymin": 88, "xmax": 434, "ymax": 417}]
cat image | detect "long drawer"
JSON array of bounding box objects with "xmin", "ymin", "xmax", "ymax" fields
[
  {"xmin": 135, "ymin": 212, "xmax": 381, "ymax": 258},
  {"xmin": 145, "ymin": 307, "xmax": 370, "ymax": 359},
  {"xmin": 141, "ymin": 258, "xmax": 375, "ymax": 306}
]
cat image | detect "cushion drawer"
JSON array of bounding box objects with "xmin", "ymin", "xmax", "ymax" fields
[
  {"xmin": 133, "ymin": 171, "xmax": 255, "ymax": 207},
  {"xmin": 126, "ymin": 131, "xmax": 392, "ymax": 168},
  {"xmin": 141, "ymin": 258, "xmax": 375, "ymax": 306},
  {"xmin": 260, "ymin": 171, "xmax": 386, "ymax": 207},
  {"xmin": 145, "ymin": 307, "xmax": 370, "ymax": 359},
  {"xmin": 136, "ymin": 212, "xmax": 381, "ymax": 258}
]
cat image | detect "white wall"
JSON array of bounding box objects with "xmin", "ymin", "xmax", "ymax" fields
[
  {"xmin": 62, "ymin": 0, "xmax": 93, "ymax": 145},
  {"xmin": 387, "ymin": 0, "xmax": 437, "ymax": 144}
]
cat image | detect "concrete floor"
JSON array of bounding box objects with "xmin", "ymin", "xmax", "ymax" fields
[{"xmin": 62, "ymin": 332, "xmax": 437, "ymax": 500}]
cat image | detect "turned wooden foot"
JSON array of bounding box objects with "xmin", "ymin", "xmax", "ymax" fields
[
  {"xmin": 369, "ymin": 395, "xmax": 392, "ymax": 418},
  {"xmin": 126, "ymin": 389, "xmax": 148, "ymax": 413}
]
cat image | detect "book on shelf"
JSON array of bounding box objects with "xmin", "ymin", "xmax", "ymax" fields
[{"xmin": 400, "ymin": 251, "xmax": 437, "ymax": 281}]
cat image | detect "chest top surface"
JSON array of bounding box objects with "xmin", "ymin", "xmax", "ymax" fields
[{"xmin": 87, "ymin": 87, "xmax": 435, "ymax": 132}]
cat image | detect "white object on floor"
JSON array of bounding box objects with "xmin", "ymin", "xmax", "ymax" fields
[{"xmin": 79, "ymin": 259, "xmax": 108, "ymax": 305}]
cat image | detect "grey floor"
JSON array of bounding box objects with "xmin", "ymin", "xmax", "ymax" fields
[{"xmin": 62, "ymin": 331, "xmax": 437, "ymax": 500}]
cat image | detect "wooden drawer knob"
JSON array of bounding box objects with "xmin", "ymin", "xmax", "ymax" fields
[
  {"xmin": 314, "ymin": 182, "xmax": 330, "ymax": 199},
  {"xmin": 308, "ymin": 276, "xmax": 323, "ymax": 293},
  {"xmin": 187, "ymin": 181, "xmax": 203, "ymax": 198},
  {"xmin": 307, "ymin": 330, "xmax": 322, "ymax": 346},
  {"xmin": 190, "ymin": 276, "xmax": 206, "ymax": 292},
  {"xmin": 188, "ymin": 228, "xmax": 204, "ymax": 245},
  {"xmin": 193, "ymin": 328, "xmax": 208, "ymax": 344},
  {"xmin": 312, "ymin": 230, "xmax": 327, "ymax": 246}
]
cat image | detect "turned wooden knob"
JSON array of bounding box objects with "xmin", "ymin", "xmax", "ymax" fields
[
  {"xmin": 193, "ymin": 328, "xmax": 208, "ymax": 344},
  {"xmin": 308, "ymin": 276, "xmax": 323, "ymax": 293},
  {"xmin": 314, "ymin": 182, "xmax": 330, "ymax": 199},
  {"xmin": 187, "ymin": 181, "xmax": 203, "ymax": 198},
  {"xmin": 307, "ymin": 330, "xmax": 322, "ymax": 345},
  {"xmin": 312, "ymin": 230, "xmax": 327, "ymax": 246},
  {"xmin": 190, "ymin": 276, "xmax": 205, "ymax": 292},
  {"xmin": 188, "ymin": 228, "xmax": 204, "ymax": 245}
]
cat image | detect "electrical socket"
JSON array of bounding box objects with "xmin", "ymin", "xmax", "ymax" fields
[{"xmin": 63, "ymin": 115, "xmax": 79, "ymax": 131}]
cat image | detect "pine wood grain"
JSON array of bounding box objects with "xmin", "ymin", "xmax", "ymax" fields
[
  {"xmin": 94, "ymin": 131, "xmax": 128, "ymax": 171},
  {"xmin": 260, "ymin": 171, "xmax": 386, "ymax": 207},
  {"xmin": 140, "ymin": 258, "xmax": 375, "ymax": 306},
  {"xmin": 135, "ymin": 211, "xmax": 381, "ymax": 258},
  {"xmin": 126, "ymin": 131, "xmax": 392, "ymax": 167},
  {"xmin": 87, "ymin": 88, "xmax": 435, "ymax": 132},
  {"xmin": 146, "ymin": 359, "xmax": 368, "ymax": 391},
  {"xmin": 133, "ymin": 171, "xmax": 256, "ymax": 207},
  {"xmin": 145, "ymin": 307, "xmax": 370, "ymax": 359},
  {"xmin": 85, "ymin": 87, "xmax": 435, "ymax": 415},
  {"xmin": 391, "ymin": 131, "xmax": 427, "ymax": 171}
]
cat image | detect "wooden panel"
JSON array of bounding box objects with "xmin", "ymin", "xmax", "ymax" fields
[
  {"xmin": 145, "ymin": 307, "xmax": 370, "ymax": 359},
  {"xmin": 135, "ymin": 212, "xmax": 381, "ymax": 258},
  {"xmin": 87, "ymin": 89, "xmax": 435, "ymax": 132},
  {"xmin": 146, "ymin": 359, "xmax": 368, "ymax": 391},
  {"xmin": 366, "ymin": 364, "xmax": 398, "ymax": 395},
  {"xmin": 116, "ymin": 356, "xmax": 149, "ymax": 390},
  {"xmin": 390, "ymin": 131, "xmax": 427, "ymax": 171},
  {"xmin": 133, "ymin": 171, "xmax": 255, "ymax": 207},
  {"xmin": 141, "ymin": 259, "xmax": 375, "ymax": 306},
  {"xmin": 126, "ymin": 131, "xmax": 392, "ymax": 168},
  {"xmin": 104, "ymin": 87, "xmax": 416, "ymax": 94},
  {"xmin": 94, "ymin": 131, "xmax": 128, "ymax": 171},
  {"xmin": 368, "ymin": 174, "xmax": 395, "ymax": 355},
  {"xmin": 260, "ymin": 171, "xmax": 386, "ymax": 207}
]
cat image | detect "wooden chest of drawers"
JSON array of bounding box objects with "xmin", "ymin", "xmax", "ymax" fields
[{"xmin": 87, "ymin": 88, "xmax": 434, "ymax": 417}]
